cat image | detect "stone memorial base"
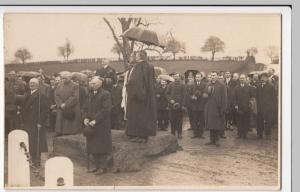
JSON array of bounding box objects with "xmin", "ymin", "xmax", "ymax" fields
[{"xmin": 53, "ymin": 130, "xmax": 179, "ymax": 172}]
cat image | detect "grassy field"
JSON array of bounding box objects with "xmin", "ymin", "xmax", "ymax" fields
[{"xmin": 5, "ymin": 60, "xmax": 264, "ymax": 76}]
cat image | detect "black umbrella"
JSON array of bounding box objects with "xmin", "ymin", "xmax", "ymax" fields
[{"xmin": 122, "ymin": 27, "xmax": 165, "ymax": 48}]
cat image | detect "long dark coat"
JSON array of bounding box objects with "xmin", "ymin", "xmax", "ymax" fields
[
  {"xmin": 224, "ymin": 78, "xmax": 238, "ymax": 111},
  {"xmin": 21, "ymin": 91, "xmax": 49, "ymax": 162},
  {"xmin": 186, "ymin": 81, "xmax": 207, "ymax": 111},
  {"xmin": 126, "ymin": 61, "xmax": 157, "ymax": 137},
  {"xmin": 233, "ymin": 84, "xmax": 253, "ymax": 113},
  {"xmin": 256, "ymin": 82, "xmax": 277, "ymax": 122},
  {"xmin": 155, "ymin": 85, "xmax": 168, "ymax": 110},
  {"xmin": 55, "ymin": 81, "xmax": 82, "ymax": 135},
  {"xmin": 83, "ymin": 88, "xmax": 112, "ymax": 154},
  {"xmin": 204, "ymin": 81, "xmax": 227, "ymax": 130}
]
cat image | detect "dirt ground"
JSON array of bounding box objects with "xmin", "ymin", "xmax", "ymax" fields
[{"xmin": 5, "ymin": 116, "xmax": 279, "ymax": 189}]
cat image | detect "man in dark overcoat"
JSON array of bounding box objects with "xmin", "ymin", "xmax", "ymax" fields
[
  {"xmin": 256, "ymin": 73, "xmax": 277, "ymax": 139},
  {"xmin": 83, "ymin": 77, "xmax": 112, "ymax": 175},
  {"xmin": 155, "ymin": 79, "xmax": 169, "ymax": 131},
  {"xmin": 188, "ymin": 72, "xmax": 207, "ymax": 138},
  {"xmin": 125, "ymin": 50, "xmax": 157, "ymax": 143},
  {"xmin": 95, "ymin": 58, "xmax": 117, "ymax": 92},
  {"xmin": 166, "ymin": 73, "xmax": 186, "ymax": 139},
  {"xmin": 233, "ymin": 74, "xmax": 254, "ymax": 139},
  {"xmin": 205, "ymin": 72, "xmax": 227, "ymax": 147},
  {"xmin": 16, "ymin": 78, "xmax": 49, "ymax": 166},
  {"xmin": 111, "ymin": 78, "xmax": 123, "ymax": 130},
  {"xmin": 224, "ymin": 71, "xmax": 238, "ymax": 130}
]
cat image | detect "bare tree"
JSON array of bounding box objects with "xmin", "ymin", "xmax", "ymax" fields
[
  {"xmin": 163, "ymin": 35, "xmax": 186, "ymax": 60},
  {"xmin": 201, "ymin": 36, "xmax": 225, "ymax": 61},
  {"xmin": 264, "ymin": 46, "xmax": 279, "ymax": 63},
  {"xmin": 246, "ymin": 47, "xmax": 258, "ymax": 57},
  {"xmin": 58, "ymin": 38, "xmax": 74, "ymax": 61},
  {"xmin": 14, "ymin": 48, "xmax": 32, "ymax": 64},
  {"xmin": 103, "ymin": 17, "xmax": 160, "ymax": 69},
  {"xmin": 111, "ymin": 43, "xmax": 122, "ymax": 61}
]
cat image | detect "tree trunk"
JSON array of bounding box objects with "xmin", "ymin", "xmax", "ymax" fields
[
  {"xmin": 211, "ymin": 51, "xmax": 215, "ymax": 61},
  {"xmin": 173, "ymin": 52, "xmax": 176, "ymax": 60},
  {"xmin": 118, "ymin": 53, "xmax": 121, "ymax": 61}
]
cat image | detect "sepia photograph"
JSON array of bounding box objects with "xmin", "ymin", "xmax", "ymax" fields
[{"xmin": 1, "ymin": 6, "xmax": 290, "ymax": 190}]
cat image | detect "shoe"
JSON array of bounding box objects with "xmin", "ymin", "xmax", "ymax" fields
[
  {"xmin": 87, "ymin": 168, "xmax": 99, "ymax": 173},
  {"xmin": 94, "ymin": 168, "xmax": 107, "ymax": 175},
  {"xmin": 205, "ymin": 142, "xmax": 215, "ymax": 145}
]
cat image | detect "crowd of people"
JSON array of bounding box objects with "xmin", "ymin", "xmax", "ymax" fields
[{"xmin": 5, "ymin": 50, "xmax": 279, "ymax": 175}]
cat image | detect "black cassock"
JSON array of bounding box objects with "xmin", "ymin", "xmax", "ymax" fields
[{"xmin": 126, "ymin": 61, "xmax": 157, "ymax": 137}]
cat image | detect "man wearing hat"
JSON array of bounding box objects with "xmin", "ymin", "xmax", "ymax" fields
[
  {"xmin": 95, "ymin": 58, "xmax": 117, "ymax": 92},
  {"xmin": 166, "ymin": 72, "xmax": 186, "ymax": 139},
  {"xmin": 83, "ymin": 77, "xmax": 112, "ymax": 175},
  {"xmin": 256, "ymin": 73, "xmax": 277, "ymax": 139}
]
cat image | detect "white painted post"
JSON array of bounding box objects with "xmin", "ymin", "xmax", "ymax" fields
[
  {"xmin": 8, "ymin": 130, "xmax": 30, "ymax": 187},
  {"xmin": 45, "ymin": 157, "xmax": 74, "ymax": 187}
]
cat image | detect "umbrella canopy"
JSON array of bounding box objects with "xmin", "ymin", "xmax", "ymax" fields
[
  {"xmin": 158, "ymin": 74, "xmax": 174, "ymax": 82},
  {"xmin": 122, "ymin": 27, "xmax": 165, "ymax": 48}
]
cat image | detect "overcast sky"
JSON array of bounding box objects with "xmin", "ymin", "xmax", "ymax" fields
[{"xmin": 4, "ymin": 13, "xmax": 281, "ymax": 64}]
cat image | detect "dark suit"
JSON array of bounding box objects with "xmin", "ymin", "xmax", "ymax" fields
[
  {"xmin": 155, "ymin": 84, "xmax": 169, "ymax": 130},
  {"xmin": 166, "ymin": 81, "xmax": 186, "ymax": 136},
  {"xmin": 111, "ymin": 84, "xmax": 123, "ymax": 130},
  {"xmin": 256, "ymin": 82, "xmax": 276, "ymax": 138},
  {"xmin": 95, "ymin": 65, "xmax": 117, "ymax": 91},
  {"xmin": 224, "ymin": 78, "xmax": 238, "ymax": 127},
  {"xmin": 234, "ymin": 84, "xmax": 253, "ymax": 138},
  {"xmin": 186, "ymin": 80, "xmax": 207, "ymax": 137}
]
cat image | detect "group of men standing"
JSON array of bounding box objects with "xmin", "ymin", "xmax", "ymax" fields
[
  {"xmin": 5, "ymin": 52, "xmax": 278, "ymax": 173},
  {"xmin": 154, "ymin": 68, "xmax": 278, "ymax": 146}
]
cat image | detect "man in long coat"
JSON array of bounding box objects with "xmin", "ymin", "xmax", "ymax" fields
[
  {"xmin": 16, "ymin": 78, "xmax": 49, "ymax": 165},
  {"xmin": 256, "ymin": 73, "xmax": 277, "ymax": 139},
  {"xmin": 224, "ymin": 71, "xmax": 238, "ymax": 130},
  {"xmin": 233, "ymin": 74, "xmax": 254, "ymax": 139},
  {"xmin": 55, "ymin": 72, "xmax": 81, "ymax": 136},
  {"xmin": 188, "ymin": 72, "xmax": 207, "ymax": 138},
  {"xmin": 125, "ymin": 50, "xmax": 157, "ymax": 143},
  {"xmin": 205, "ymin": 71, "xmax": 227, "ymax": 147},
  {"xmin": 83, "ymin": 77, "xmax": 112, "ymax": 175}
]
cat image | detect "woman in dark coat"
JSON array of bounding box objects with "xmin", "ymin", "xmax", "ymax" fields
[
  {"xmin": 83, "ymin": 77, "xmax": 112, "ymax": 175},
  {"xmin": 17, "ymin": 78, "xmax": 49, "ymax": 166},
  {"xmin": 125, "ymin": 50, "xmax": 157, "ymax": 143}
]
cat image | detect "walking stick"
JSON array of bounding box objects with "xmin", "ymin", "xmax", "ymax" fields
[{"xmin": 36, "ymin": 76, "xmax": 42, "ymax": 166}]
